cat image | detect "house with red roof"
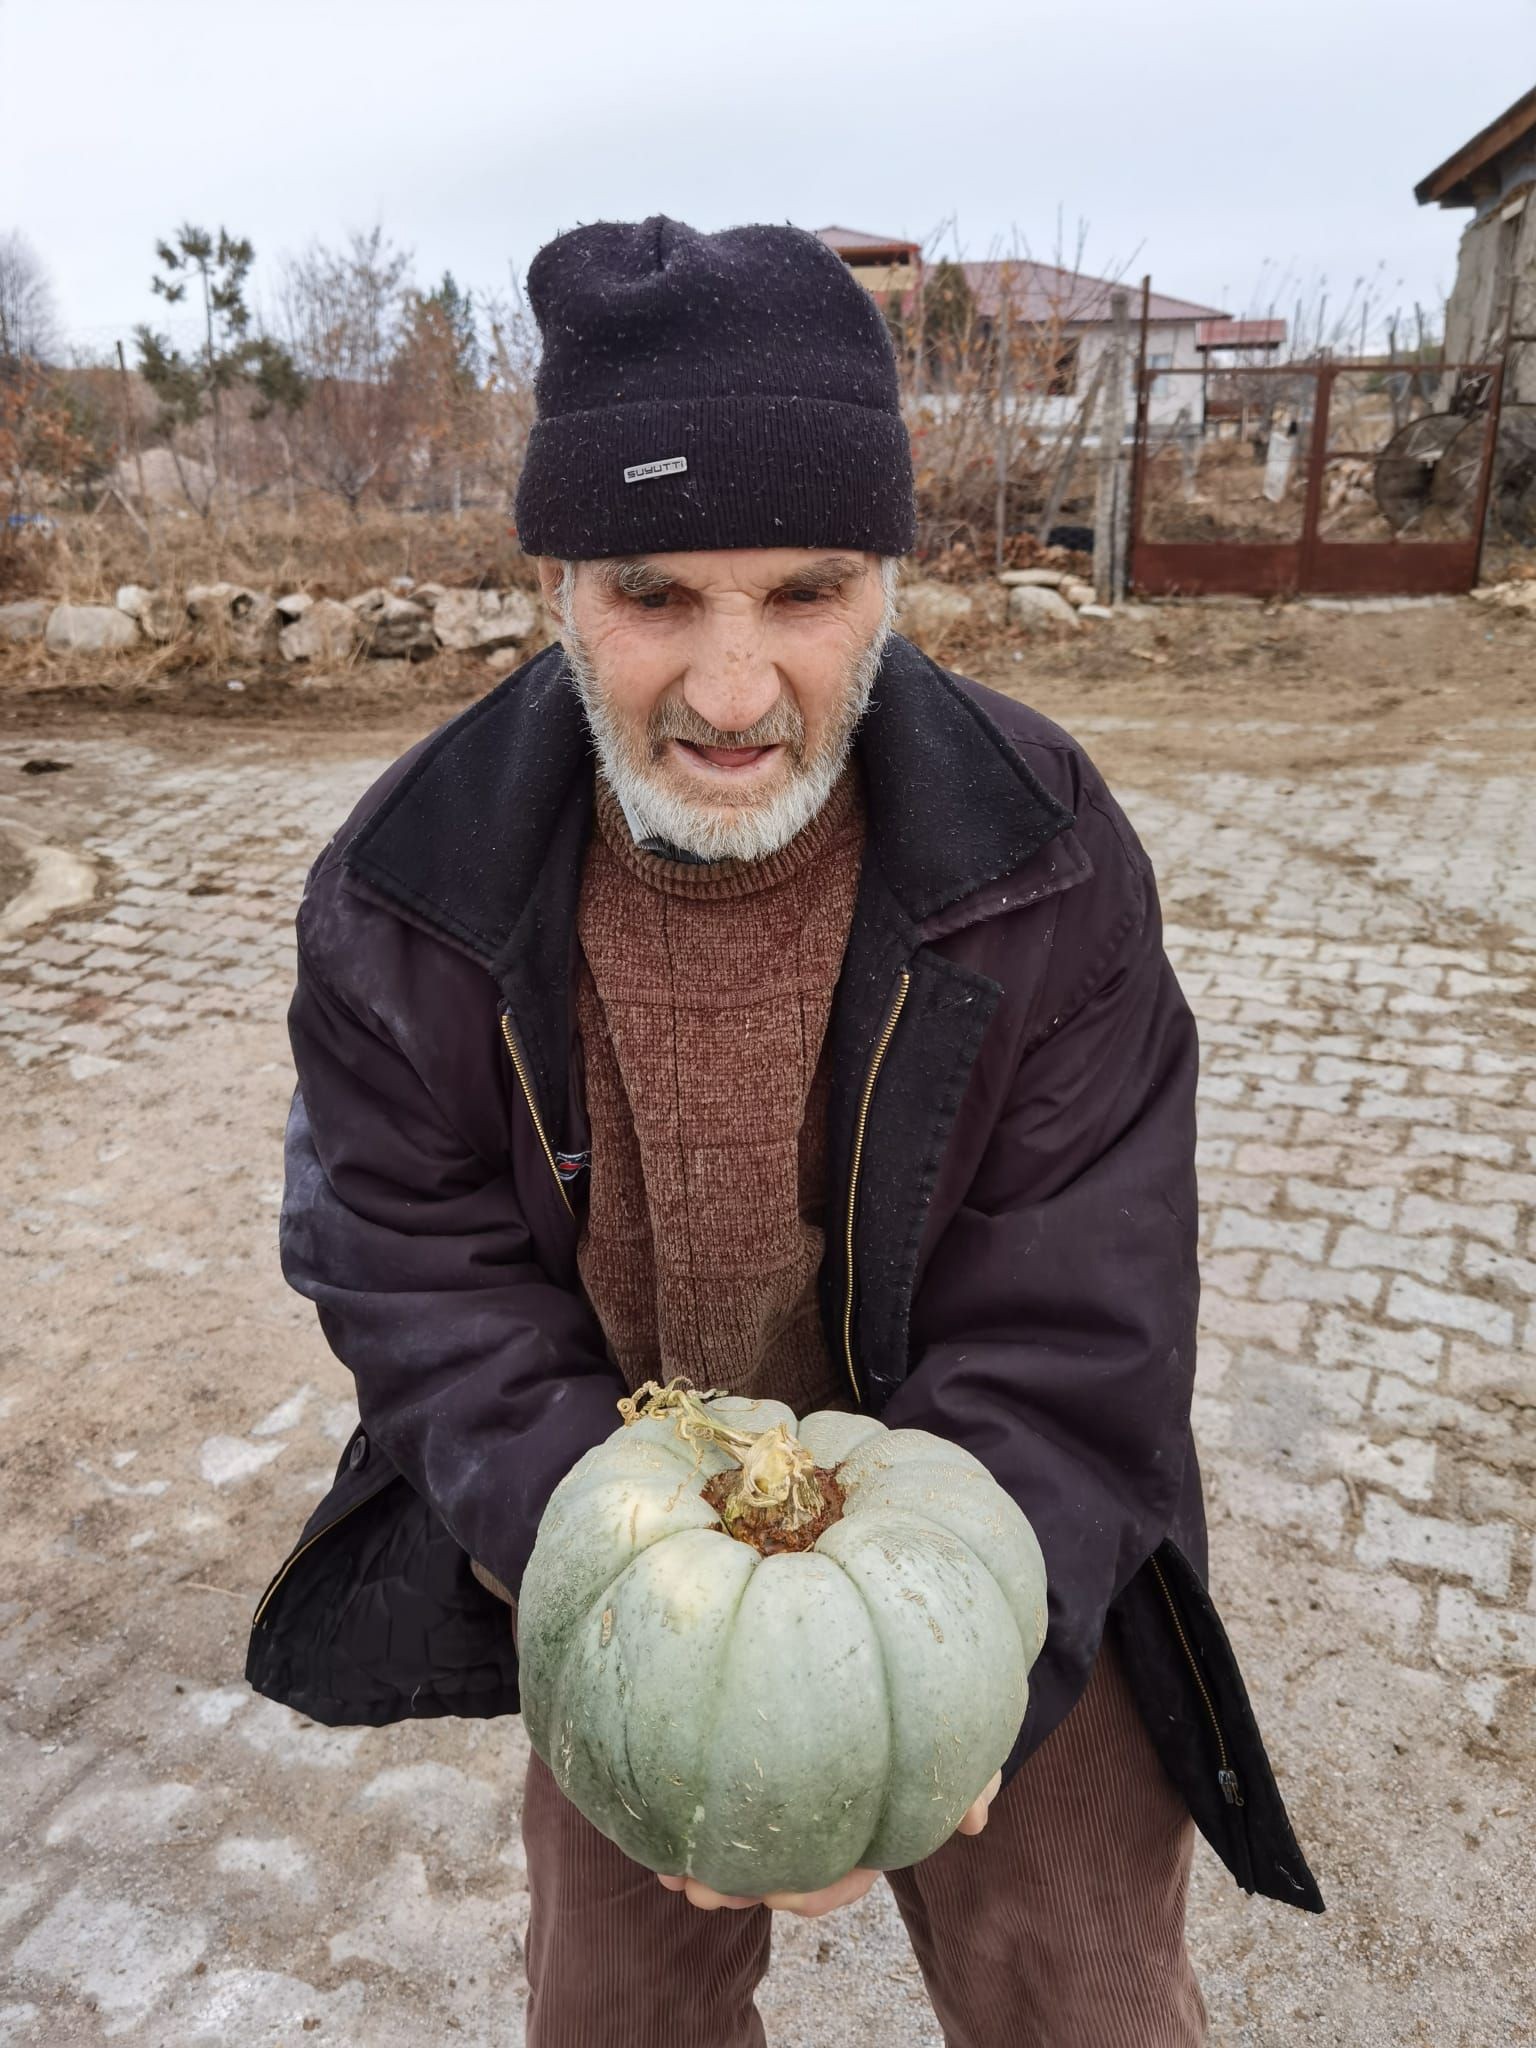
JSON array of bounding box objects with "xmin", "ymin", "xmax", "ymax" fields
[{"xmin": 816, "ymin": 226, "xmax": 1247, "ymax": 430}]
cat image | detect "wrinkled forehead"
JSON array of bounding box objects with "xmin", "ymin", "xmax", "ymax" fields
[{"xmin": 581, "ymin": 549, "xmax": 882, "ymax": 600}]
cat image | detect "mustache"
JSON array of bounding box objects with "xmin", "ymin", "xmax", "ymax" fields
[{"xmin": 647, "ymin": 694, "xmax": 806, "ymax": 756}]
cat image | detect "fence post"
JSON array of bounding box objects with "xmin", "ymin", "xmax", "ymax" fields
[
  {"xmin": 1297, "ymin": 366, "xmax": 1333, "ymax": 593},
  {"xmin": 115, "ymin": 339, "xmax": 159, "ymax": 580},
  {"xmin": 1094, "ymin": 288, "xmax": 1131, "ymax": 602},
  {"xmin": 1469, "ymin": 355, "xmax": 1508, "ymax": 588},
  {"xmin": 1036, "ymin": 355, "xmax": 1106, "ymax": 544}
]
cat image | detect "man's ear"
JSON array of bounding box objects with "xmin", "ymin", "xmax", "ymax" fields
[{"xmin": 535, "ymin": 558, "xmax": 566, "ymax": 612}]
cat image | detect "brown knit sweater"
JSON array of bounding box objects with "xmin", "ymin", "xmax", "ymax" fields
[{"xmin": 574, "ymin": 772, "xmax": 865, "ymax": 1416}]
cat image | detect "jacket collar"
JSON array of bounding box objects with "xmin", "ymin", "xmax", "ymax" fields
[{"xmin": 343, "ymin": 633, "xmax": 1074, "ymax": 963}]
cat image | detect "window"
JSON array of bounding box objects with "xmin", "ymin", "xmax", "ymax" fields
[{"xmin": 1048, "ymin": 337, "xmax": 1080, "ymax": 397}]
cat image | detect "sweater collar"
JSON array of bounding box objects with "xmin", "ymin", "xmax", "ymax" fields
[
  {"xmin": 591, "ymin": 768, "xmax": 863, "ymax": 902},
  {"xmin": 342, "ymin": 634, "xmax": 1073, "ymax": 967}
]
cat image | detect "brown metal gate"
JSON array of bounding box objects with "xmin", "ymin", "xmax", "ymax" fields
[{"xmin": 1128, "ymin": 357, "xmax": 1506, "ymax": 598}]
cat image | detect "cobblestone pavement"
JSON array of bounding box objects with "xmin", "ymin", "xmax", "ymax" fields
[{"xmin": 2, "ymin": 713, "xmax": 1533, "ymax": 2046}]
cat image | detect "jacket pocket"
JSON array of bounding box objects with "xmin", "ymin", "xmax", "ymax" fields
[
  {"xmin": 1110, "ymin": 1541, "xmax": 1324, "ymax": 1912},
  {"xmin": 1141, "ymin": 1541, "xmax": 1256, "ymax": 1893},
  {"xmin": 245, "ymin": 1428, "xmax": 521, "ymax": 1731},
  {"xmin": 249, "ymin": 1425, "xmax": 399, "ymax": 1632}
]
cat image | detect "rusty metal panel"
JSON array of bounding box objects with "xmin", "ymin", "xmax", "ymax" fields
[
  {"xmin": 1302, "ymin": 542, "xmax": 1484, "ymax": 596},
  {"xmin": 1130, "ymin": 542, "xmax": 1302, "ymax": 597}
]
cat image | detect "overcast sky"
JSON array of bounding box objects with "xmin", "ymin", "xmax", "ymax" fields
[{"xmin": 6, "ymin": 0, "xmax": 1534, "ymax": 355}]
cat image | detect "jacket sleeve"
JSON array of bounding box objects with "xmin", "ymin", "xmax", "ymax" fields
[
  {"xmin": 279, "ymin": 933, "xmax": 625, "ymax": 1597},
  {"xmin": 881, "ymin": 832, "xmax": 1200, "ymax": 1761}
]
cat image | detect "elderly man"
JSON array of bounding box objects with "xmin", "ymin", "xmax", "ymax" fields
[{"xmin": 248, "ymin": 216, "xmax": 1320, "ymax": 2046}]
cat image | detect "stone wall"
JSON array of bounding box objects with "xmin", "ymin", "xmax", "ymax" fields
[{"xmin": 0, "ymin": 579, "xmax": 541, "ymax": 670}]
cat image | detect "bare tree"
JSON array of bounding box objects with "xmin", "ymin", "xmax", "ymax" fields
[
  {"xmin": 277, "ymin": 228, "xmax": 413, "ymax": 515},
  {"xmin": 1, "ymin": 359, "xmax": 97, "ymax": 534},
  {"xmin": 0, "ymin": 231, "xmax": 60, "ymax": 364},
  {"xmin": 481, "ymin": 276, "xmax": 541, "ymax": 514},
  {"xmin": 882, "ymin": 216, "xmax": 1117, "ymax": 561}
]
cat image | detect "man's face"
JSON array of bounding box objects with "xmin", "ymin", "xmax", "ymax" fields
[{"xmin": 538, "ymin": 548, "xmax": 894, "ymax": 862}]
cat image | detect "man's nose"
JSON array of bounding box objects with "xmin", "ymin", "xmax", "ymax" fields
[{"xmin": 681, "ymin": 619, "xmax": 781, "ymax": 735}]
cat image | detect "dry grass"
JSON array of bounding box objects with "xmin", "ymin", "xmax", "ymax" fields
[{"xmin": 0, "ymin": 499, "xmax": 537, "ymax": 607}]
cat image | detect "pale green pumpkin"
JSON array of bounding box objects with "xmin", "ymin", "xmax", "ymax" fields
[{"xmin": 518, "ymin": 1384, "xmax": 1048, "ymax": 1897}]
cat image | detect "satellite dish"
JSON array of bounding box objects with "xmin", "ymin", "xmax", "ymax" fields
[
  {"xmin": 1436, "ymin": 404, "xmax": 1536, "ymax": 545},
  {"xmin": 1374, "ymin": 414, "xmax": 1465, "ymax": 531}
]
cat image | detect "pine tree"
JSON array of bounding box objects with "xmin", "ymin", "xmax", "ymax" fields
[
  {"xmin": 423, "ymin": 271, "xmax": 481, "ymax": 385},
  {"xmin": 132, "ymin": 224, "xmax": 302, "ymax": 517}
]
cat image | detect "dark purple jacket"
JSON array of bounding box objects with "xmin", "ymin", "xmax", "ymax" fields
[{"xmin": 246, "ymin": 637, "xmax": 1321, "ymax": 1914}]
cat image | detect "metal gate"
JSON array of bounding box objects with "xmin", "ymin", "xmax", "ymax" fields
[{"xmin": 1128, "ymin": 357, "xmax": 1506, "ymax": 598}]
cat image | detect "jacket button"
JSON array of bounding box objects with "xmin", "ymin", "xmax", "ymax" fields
[{"xmin": 348, "ymin": 1432, "xmax": 369, "ymax": 1471}]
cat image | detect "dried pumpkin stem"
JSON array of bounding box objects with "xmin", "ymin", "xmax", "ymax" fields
[{"xmin": 619, "ymin": 1378, "xmax": 825, "ymax": 1533}]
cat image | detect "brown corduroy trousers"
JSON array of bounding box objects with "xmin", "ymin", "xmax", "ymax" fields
[{"xmin": 520, "ymin": 1638, "xmax": 1207, "ymax": 2047}]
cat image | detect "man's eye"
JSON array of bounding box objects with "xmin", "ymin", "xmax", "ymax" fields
[
  {"xmin": 636, "ymin": 591, "xmax": 672, "ymax": 610},
  {"xmin": 784, "ymin": 587, "xmax": 829, "ymax": 605}
]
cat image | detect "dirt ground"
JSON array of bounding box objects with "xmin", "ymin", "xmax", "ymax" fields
[{"xmin": 2, "ymin": 597, "xmax": 1534, "ymax": 2045}]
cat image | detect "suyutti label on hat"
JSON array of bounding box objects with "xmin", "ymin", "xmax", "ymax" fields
[{"xmin": 623, "ymin": 455, "xmax": 688, "ymax": 484}]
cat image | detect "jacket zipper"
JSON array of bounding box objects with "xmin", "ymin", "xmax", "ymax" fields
[
  {"xmin": 1149, "ymin": 1552, "xmax": 1243, "ymax": 1807},
  {"xmin": 841, "ymin": 969, "xmax": 912, "ymax": 1408},
  {"xmin": 499, "ymin": 1011, "xmax": 574, "ymax": 1219},
  {"xmin": 251, "ymin": 1488, "xmax": 375, "ymax": 1629}
]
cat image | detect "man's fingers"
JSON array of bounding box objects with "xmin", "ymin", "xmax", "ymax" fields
[
  {"xmin": 956, "ymin": 1770, "xmax": 1004, "ymax": 1836},
  {"xmin": 688, "ymin": 1889, "xmax": 761, "ymax": 1911},
  {"xmin": 656, "ymin": 1872, "xmax": 762, "ymax": 1911},
  {"xmin": 762, "ymin": 1866, "xmax": 880, "ymax": 1919}
]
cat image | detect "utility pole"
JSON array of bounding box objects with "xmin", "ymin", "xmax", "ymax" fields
[
  {"xmin": 1094, "ymin": 288, "xmax": 1131, "ymax": 603},
  {"xmin": 994, "ymin": 279, "xmax": 1011, "ymax": 572},
  {"xmin": 911, "ymin": 254, "xmax": 926, "ymax": 403}
]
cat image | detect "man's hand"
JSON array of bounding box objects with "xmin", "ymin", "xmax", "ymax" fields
[
  {"xmin": 954, "ymin": 1768, "xmax": 1004, "ymax": 1837},
  {"xmin": 656, "ymin": 1769, "xmax": 1003, "ymax": 1917},
  {"xmin": 656, "ymin": 1864, "xmax": 880, "ymax": 1918}
]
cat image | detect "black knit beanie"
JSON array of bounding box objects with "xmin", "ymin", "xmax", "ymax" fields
[{"xmin": 514, "ymin": 215, "xmax": 916, "ymax": 559}]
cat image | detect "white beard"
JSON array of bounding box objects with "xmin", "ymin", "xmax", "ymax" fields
[{"xmin": 559, "ymin": 568, "xmax": 897, "ymax": 864}]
